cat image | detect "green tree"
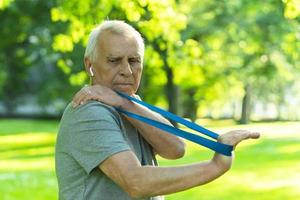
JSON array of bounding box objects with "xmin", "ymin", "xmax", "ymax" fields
[
  {"xmin": 0, "ymin": 0, "xmax": 77, "ymax": 116},
  {"xmin": 181, "ymin": 0, "xmax": 300, "ymax": 123}
]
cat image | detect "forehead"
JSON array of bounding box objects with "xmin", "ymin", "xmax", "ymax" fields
[{"xmin": 98, "ymin": 31, "xmax": 142, "ymax": 57}]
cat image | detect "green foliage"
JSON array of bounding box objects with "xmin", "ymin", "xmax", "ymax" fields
[
  {"xmin": 0, "ymin": 0, "xmax": 299, "ymax": 120},
  {"xmin": 283, "ymin": 0, "xmax": 300, "ymax": 19},
  {"xmin": 0, "ymin": 0, "xmax": 12, "ymax": 10},
  {"xmin": 180, "ymin": 0, "xmax": 300, "ymax": 120},
  {"xmin": 0, "ymin": 0, "xmax": 76, "ymax": 113}
]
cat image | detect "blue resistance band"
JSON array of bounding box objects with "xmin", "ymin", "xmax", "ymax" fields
[{"xmin": 115, "ymin": 91, "xmax": 233, "ymax": 156}]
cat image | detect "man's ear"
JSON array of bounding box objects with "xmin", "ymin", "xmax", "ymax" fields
[
  {"xmin": 84, "ymin": 57, "xmax": 92, "ymax": 73},
  {"xmin": 84, "ymin": 57, "xmax": 94, "ymax": 77}
]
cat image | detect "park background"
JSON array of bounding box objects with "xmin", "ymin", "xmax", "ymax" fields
[{"xmin": 0, "ymin": 0, "xmax": 299, "ymax": 199}]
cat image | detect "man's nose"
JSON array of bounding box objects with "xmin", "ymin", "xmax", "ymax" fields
[{"xmin": 120, "ymin": 60, "xmax": 133, "ymax": 76}]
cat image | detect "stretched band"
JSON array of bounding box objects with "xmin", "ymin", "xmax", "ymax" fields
[{"xmin": 116, "ymin": 91, "xmax": 233, "ymax": 156}]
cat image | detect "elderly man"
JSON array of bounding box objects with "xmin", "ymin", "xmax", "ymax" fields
[{"xmin": 55, "ymin": 20, "xmax": 259, "ymax": 200}]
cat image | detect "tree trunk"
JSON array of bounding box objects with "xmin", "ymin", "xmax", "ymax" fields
[
  {"xmin": 165, "ymin": 66, "xmax": 178, "ymax": 113},
  {"xmin": 240, "ymin": 84, "xmax": 252, "ymax": 124},
  {"xmin": 275, "ymin": 94, "xmax": 285, "ymax": 121},
  {"xmin": 182, "ymin": 88, "xmax": 198, "ymax": 122},
  {"xmin": 164, "ymin": 61, "xmax": 179, "ymax": 126},
  {"xmin": 152, "ymin": 38, "xmax": 179, "ymax": 126}
]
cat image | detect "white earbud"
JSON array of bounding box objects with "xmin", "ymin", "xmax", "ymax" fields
[{"xmin": 89, "ymin": 67, "xmax": 94, "ymax": 77}]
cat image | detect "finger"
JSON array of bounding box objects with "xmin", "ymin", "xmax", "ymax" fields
[
  {"xmin": 227, "ymin": 131, "xmax": 258, "ymax": 146},
  {"xmin": 73, "ymin": 94, "xmax": 85, "ymax": 107},
  {"xmin": 79, "ymin": 93, "xmax": 93, "ymax": 105},
  {"xmin": 72, "ymin": 93, "xmax": 83, "ymax": 107},
  {"xmin": 77, "ymin": 87, "xmax": 93, "ymax": 102},
  {"xmin": 79, "ymin": 91, "xmax": 101, "ymax": 105},
  {"xmin": 73, "ymin": 90, "xmax": 82, "ymax": 104},
  {"xmin": 248, "ymin": 132, "xmax": 260, "ymax": 139},
  {"xmin": 239, "ymin": 131, "xmax": 260, "ymax": 143},
  {"xmin": 73, "ymin": 88, "xmax": 88, "ymax": 105},
  {"xmin": 73, "ymin": 92, "xmax": 90, "ymax": 107}
]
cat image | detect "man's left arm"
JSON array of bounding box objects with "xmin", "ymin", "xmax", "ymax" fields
[{"xmin": 72, "ymin": 85, "xmax": 185, "ymax": 159}]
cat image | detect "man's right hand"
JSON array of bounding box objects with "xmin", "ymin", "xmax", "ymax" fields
[
  {"xmin": 218, "ymin": 130, "xmax": 260, "ymax": 147},
  {"xmin": 212, "ymin": 130, "xmax": 260, "ymax": 172}
]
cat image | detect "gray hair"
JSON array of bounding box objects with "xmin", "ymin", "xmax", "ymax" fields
[{"xmin": 84, "ymin": 20, "xmax": 145, "ymax": 62}]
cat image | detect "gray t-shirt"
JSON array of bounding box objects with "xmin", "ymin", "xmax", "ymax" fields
[{"xmin": 55, "ymin": 101, "xmax": 163, "ymax": 200}]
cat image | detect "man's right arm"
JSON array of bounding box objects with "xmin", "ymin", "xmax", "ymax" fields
[
  {"xmin": 100, "ymin": 150, "xmax": 226, "ymax": 199},
  {"xmin": 99, "ymin": 130, "xmax": 260, "ymax": 199}
]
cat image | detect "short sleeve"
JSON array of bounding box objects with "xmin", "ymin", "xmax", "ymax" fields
[{"xmin": 69, "ymin": 101, "xmax": 131, "ymax": 174}]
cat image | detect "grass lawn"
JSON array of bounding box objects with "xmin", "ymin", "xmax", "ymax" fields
[{"xmin": 0, "ymin": 119, "xmax": 299, "ymax": 200}]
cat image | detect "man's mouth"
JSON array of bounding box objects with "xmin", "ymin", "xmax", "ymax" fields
[
  {"xmin": 113, "ymin": 83, "xmax": 135, "ymax": 94},
  {"xmin": 114, "ymin": 83, "xmax": 133, "ymax": 86}
]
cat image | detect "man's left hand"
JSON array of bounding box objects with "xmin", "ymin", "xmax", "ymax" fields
[{"xmin": 72, "ymin": 85, "xmax": 125, "ymax": 108}]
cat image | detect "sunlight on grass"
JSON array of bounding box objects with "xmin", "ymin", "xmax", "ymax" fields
[
  {"xmin": 251, "ymin": 174, "xmax": 300, "ymax": 191},
  {"xmin": 1, "ymin": 119, "xmax": 300, "ymax": 200},
  {"xmin": 279, "ymin": 143, "xmax": 300, "ymax": 154},
  {"xmin": 0, "ymin": 120, "xmax": 58, "ymax": 200},
  {"xmin": 0, "ymin": 171, "xmax": 58, "ymax": 200},
  {"xmin": 195, "ymin": 118, "xmax": 237, "ymax": 127},
  {"xmin": 213, "ymin": 122, "xmax": 300, "ymax": 137},
  {"xmin": 0, "ymin": 119, "xmax": 59, "ymax": 135},
  {"xmin": 0, "ymin": 157, "xmax": 54, "ymax": 171},
  {"xmin": 0, "ymin": 131, "xmax": 56, "ymax": 172},
  {"xmin": 0, "ymin": 146, "xmax": 54, "ymax": 159},
  {"xmin": 0, "ymin": 132, "xmax": 56, "ymax": 150}
]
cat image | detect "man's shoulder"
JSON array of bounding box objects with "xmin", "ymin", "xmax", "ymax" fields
[
  {"xmin": 77, "ymin": 100, "xmax": 117, "ymax": 114},
  {"xmin": 63, "ymin": 100, "xmax": 120, "ymax": 122}
]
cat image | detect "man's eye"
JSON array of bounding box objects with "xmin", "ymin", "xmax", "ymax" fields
[
  {"xmin": 129, "ymin": 59, "xmax": 140, "ymax": 63},
  {"xmin": 108, "ymin": 59, "xmax": 119, "ymax": 63}
]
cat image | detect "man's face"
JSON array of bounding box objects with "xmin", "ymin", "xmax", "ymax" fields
[{"xmin": 91, "ymin": 31, "xmax": 143, "ymax": 95}]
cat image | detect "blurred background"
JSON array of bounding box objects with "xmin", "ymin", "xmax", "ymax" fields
[{"xmin": 0, "ymin": 0, "xmax": 299, "ymax": 199}]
